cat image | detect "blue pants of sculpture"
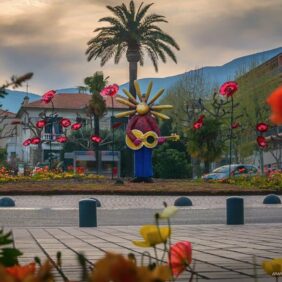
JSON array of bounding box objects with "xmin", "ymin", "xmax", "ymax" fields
[{"xmin": 134, "ymin": 147, "xmax": 153, "ymax": 178}]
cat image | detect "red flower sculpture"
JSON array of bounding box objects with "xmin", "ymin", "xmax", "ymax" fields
[
  {"xmin": 193, "ymin": 115, "xmax": 205, "ymax": 129},
  {"xmin": 231, "ymin": 122, "xmax": 240, "ymax": 129},
  {"xmin": 100, "ymin": 84, "xmax": 119, "ymax": 97},
  {"xmin": 71, "ymin": 122, "xmax": 82, "ymax": 130},
  {"xmin": 169, "ymin": 241, "xmax": 192, "ymax": 277},
  {"xmin": 60, "ymin": 118, "xmax": 71, "ymax": 128},
  {"xmin": 41, "ymin": 90, "xmax": 56, "ymax": 104},
  {"xmin": 23, "ymin": 139, "xmax": 31, "ymax": 146},
  {"xmin": 267, "ymin": 86, "xmax": 282, "ymax": 125},
  {"xmin": 56, "ymin": 136, "xmax": 68, "ymax": 143},
  {"xmin": 256, "ymin": 122, "xmax": 269, "ymax": 133},
  {"xmin": 36, "ymin": 120, "xmax": 46, "ymax": 128},
  {"xmin": 219, "ymin": 81, "xmax": 238, "ymax": 97},
  {"xmin": 30, "ymin": 137, "xmax": 41, "ymax": 145},
  {"xmin": 257, "ymin": 136, "xmax": 268, "ymax": 148},
  {"xmin": 91, "ymin": 135, "xmax": 102, "ymax": 143}
]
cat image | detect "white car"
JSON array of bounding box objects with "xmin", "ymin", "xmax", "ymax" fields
[{"xmin": 202, "ymin": 164, "xmax": 258, "ymax": 180}]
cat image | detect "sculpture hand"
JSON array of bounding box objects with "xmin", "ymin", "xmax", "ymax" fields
[
  {"xmin": 158, "ymin": 137, "xmax": 166, "ymax": 144},
  {"xmin": 133, "ymin": 138, "xmax": 142, "ymax": 146}
]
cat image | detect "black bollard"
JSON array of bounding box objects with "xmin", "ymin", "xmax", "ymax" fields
[
  {"xmin": 79, "ymin": 199, "xmax": 97, "ymax": 227},
  {"xmin": 263, "ymin": 194, "xmax": 281, "ymax": 205},
  {"xmin": 226, "ymin": 197, "xmax": 244, "ymax": 225},
  {"xmin": 0, "ymin": 197, "xmax": 15, "ymax": 207},
  {"xmin": 174, "ymin": 196, "xmax": 193, "ymax": 207}
]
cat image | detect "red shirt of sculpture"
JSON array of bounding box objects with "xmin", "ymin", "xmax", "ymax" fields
[{"xmin": 126, "ymin": 113, "xmax": 160, "ymax": 142}]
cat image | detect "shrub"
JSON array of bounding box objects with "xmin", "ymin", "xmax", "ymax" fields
[{"xmin": 153, "ymin": 144, "xmax": 192, "ymax": 179}]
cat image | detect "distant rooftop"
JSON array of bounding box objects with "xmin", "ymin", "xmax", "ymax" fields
[{"xmin": 23, "ymin": 93, "xmax": 127, "ymax": 110}]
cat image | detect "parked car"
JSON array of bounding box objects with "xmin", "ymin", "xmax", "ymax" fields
[{"xmin": 202, "ymin": 164, "xmax": 258, "ymax": 180}]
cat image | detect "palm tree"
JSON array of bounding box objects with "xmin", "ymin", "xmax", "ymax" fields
[
  {"xmin": 86, "ymin": 1, "xmax": 179, "ymax": 97},
  {"xmin": 84, "ymin": 71, "xmax": 108, "ymax": 173}
]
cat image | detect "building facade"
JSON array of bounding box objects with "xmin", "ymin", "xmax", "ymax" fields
[{"xmin": 6, "ymin": 93, "xmax": 127, "ymax": 166}]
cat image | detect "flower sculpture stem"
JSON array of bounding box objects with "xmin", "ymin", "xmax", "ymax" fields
[
  {"xmin": 111, "ymin": 96, "xmax": 115, "ymax": 179},
  {"xmin": 229, "ymin": 96, "xmax": 234, "ymax": 177},
  {"xmin": 49, "ymin": 100, "xmax": 55, "ymax": 169}
]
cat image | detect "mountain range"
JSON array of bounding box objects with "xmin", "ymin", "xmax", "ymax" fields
[{"xmin": 1, "ymin": 46, "xmax": 282, "ymax": 113}]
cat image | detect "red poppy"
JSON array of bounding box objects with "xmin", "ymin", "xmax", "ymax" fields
[
  {"xmin": 71, "ymin": 122, "xmax": 82, "ymax": 130},
  {"xmin": 100, "ymin": 84, "xmax": 119, "ymax": 97},
  {"xmin": 36, "ymin": 119, "xmax": 46, "ymax": 128},
  {"xmin": 31, "ymin": 137, "xmax": 41, "ymax": 145},
  {"xmin": 256, "ymin": 122, "xmax": 269, "ymax": 133},
  {"xmin": 91, "ymin": 135, "xmax": 102, "ymax": 143},
  {"xmin": 257, "ymin": 136, "xmax": 268, "ymax": 148},
  {"xmin": 56, "ymin": 136, "xmax": 68, "ymax": 143},
  {"xmin": 23, "ymin": 139, "xmax": 31, "ymax": 146},
  {"xmin": 231, "ymin": 122, "xmax": 240, "ymax": 129},
  {"xmin": 41, "ymin": 90, "xmax": 56, "ymax": 104},
  {"xmin": 267, "ymin": 86, "xmax": 282, "ymax": 125},
  {"xmin": 169, "ymin": 241, "xmax": 192, "ymax": 277},
  {"xmin": 60, "ymin": 118, "xmax": 71, "ymax": 128},
  {"xmin": 219, "ymin": 81, "xmax": 238, "ymax": 97},
  {"xmin": 193, "ymin": 115, "xmax": 204, "ymax": 129}
]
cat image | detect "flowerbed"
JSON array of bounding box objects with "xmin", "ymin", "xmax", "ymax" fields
[
  {"xmin": 221, "ymin": 172, "xmax": 282, "ymax": 189},
  {"xmin": 0, "ymin": 166, "xmax": 104, "ymax": 184}
]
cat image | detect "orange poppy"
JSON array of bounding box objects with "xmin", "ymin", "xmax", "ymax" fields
[
  {"xmin": 5, "ymin": 262, "xmax": 36, "ymax": 280},
  {"xmin": 267, "ymin": 86, "xmax": 282, "ymax": 124}
]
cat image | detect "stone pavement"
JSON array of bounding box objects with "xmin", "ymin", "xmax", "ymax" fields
[
  {"xmin": 11, "ymin": 224, "xmax": 281, "ymax": 281},
  {"xmin": 2, "ymin": 195, "xmax": 279, "ymax": 209},
  {"xmin": 1, "ymin": 195, "xmax": 282, "ymax": 281},
  {"xmin": 0, "ymin": 195, "xmax": 281, "ymax": 227}
]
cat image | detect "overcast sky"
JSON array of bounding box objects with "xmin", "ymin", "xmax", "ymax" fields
[{"xmin": 0, "ymin": 0, "xmax": 281, "ymax": 95}]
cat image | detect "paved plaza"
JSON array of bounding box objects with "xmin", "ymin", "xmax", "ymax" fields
[
  {"xmin": 11, "ymin": 224, "xmax": 282, "ymax": 281},
  {"xmin": 0, "ymin": 195, "xmax": 281, "ymax": 281}
]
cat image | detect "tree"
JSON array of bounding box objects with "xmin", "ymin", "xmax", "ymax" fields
[
  {"xmin": 86, "ymin": 0, "xmax": 179, "ymax": 97},
  {"xmin": 187, "ymin": 117, "xmax": 225, "ymax": 173},
  {"xmin": 83, "ymin": 72, "xmax": 108, "ymax": 173},
  {"xmin": 161, "ymin": 68, "xmax": 207, "ymax": 134}
]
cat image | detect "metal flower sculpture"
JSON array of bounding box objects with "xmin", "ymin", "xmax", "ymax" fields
[
  {"xmin": 91, "ymin": 135, "xmax": 102, "ymax": 143},
  {"xmin": 41, "ymin": 90, "xmax": 56, "ymax": 104},
  {"xmin": 256, "ymin": 122, "xmax": 269, "ymax": 133},
  {"xmin": 193, "ymin": 115, "xmax": 205, "ymax": 129},
  {"xmin": 219, "ymin": 81, "xmax": 239, "ymax": 176}
]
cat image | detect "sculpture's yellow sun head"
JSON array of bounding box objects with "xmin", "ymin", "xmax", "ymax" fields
[
  {"xmin": 114, "ymin": 80, "xmax": 173, "ymax": 120},
  {"xmin": 136, "ymin": 102, "xmax": 149, "ymax": 115}
]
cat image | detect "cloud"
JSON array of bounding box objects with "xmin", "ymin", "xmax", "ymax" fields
[{"xmin": 0, "ymin": 0, "xmax": 281, "ymax": 94}]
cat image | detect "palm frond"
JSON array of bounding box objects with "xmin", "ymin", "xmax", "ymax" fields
[
  {"xmin": 146, "ymin": 30, "xmax": 180, "ymax": 50},
  {"xmin": 157, "ymin": 42, "xmax": 178, "ymax": 63},
  {"xmin": 114, "ymin": 43, "xmax": 127, "ymax": 64},
  {"xmin": 142, "ymin": 14, "xmax": 167, "ymax": 26},
  {"xmin": 106, "ymin": 5, "xmax": 127, "ymax": 26},
  {"xmin": 145, "ymin": 47, "xmax": 158, "ymax": 72},
  {"xmin": 136, "ymin": 2, "xmax": 154, "ymax": 23},
  {"xmin": 129, "ymin": 1, "xmax": 136, "ymax": 20},
  {"xmin": 98, "ymin": 17, "xmax": 125, "ymax": 29}
]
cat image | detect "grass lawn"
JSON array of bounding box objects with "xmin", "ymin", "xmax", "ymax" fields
[{"xmin": 0, "ymin": 178, "xmax": 280, "ymax": 195}]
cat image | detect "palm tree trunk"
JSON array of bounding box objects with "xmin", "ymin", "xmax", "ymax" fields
[
  {"xmin": 94, "ymin": 115, "xmax": 101, "ymax": 174},
  {"xmin": 127, "ymin": 48, "xmax": 140, "ymax": 98},
  {"xmin": 129, "ymin": 61, "xmax": 137, "ymax": 98},
  {"xmin": 126, "ymin": 48, "xmax": 140, "ymax": 177}
]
